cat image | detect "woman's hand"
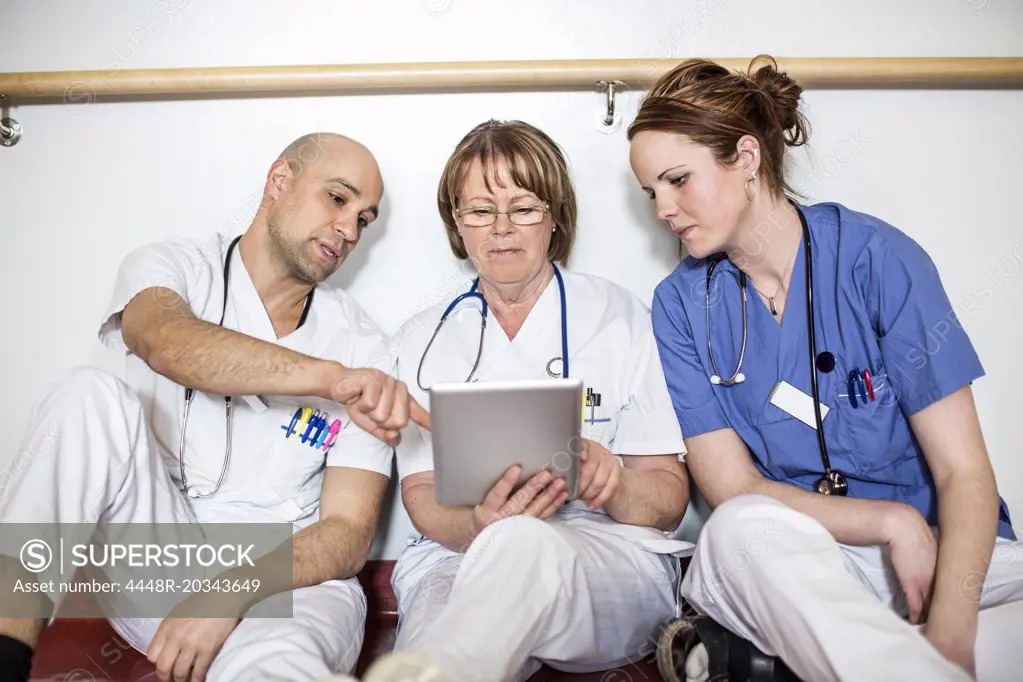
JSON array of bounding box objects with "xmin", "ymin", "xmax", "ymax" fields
[
  {"xmin": 884, "ymin": 503, "xmax": 939, "ymax": 625},
  {"xmin": 577, "ymin": 439, "xmax": 623, "ymax": 510},
  {"xmin": 472, "ymin": 465, "xmax": 567, "ymax": 532}
]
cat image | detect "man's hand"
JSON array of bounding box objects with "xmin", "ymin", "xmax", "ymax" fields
[
  {"xmin": 326, "ymin": 366, "xmax": 430, "ymax": 446},
  {"xmin": 472, "ymin": 465, "xmax": 567, "ymax": 532},
  {"xmin": 577, "ymin": 439, "xmax": 622, "ymax": 510},
  {"xmin": 147, "ymin": 595, "xmax": 242, "ymax": 682},
  {"xmin": 884, "ymin": 503, "xmax": 938, "ymax": 624},
  {"xmin": 924, "ymin": 620, "xmax": 977, "ymax": 679}
]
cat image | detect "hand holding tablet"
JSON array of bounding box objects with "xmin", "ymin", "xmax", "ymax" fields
[
  {"xmin": 470, "ymin": 464, "xmax": 569, "ymax": 531},
  {"xmin": 429, "ymin": 379, "xmax": 584, "ymax": 508}
]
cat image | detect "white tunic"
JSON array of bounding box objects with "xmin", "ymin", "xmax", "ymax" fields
[
  {"xmin": 386, "ymin": 268, "xmax": 695, "ymax": 679},
  {"xmin": 394, "ymin": 267, "xmax": 695, "ymax": 557},
  {"xmin": 98, "ymin": 232, "xmax": 395, "ymax": 527}
]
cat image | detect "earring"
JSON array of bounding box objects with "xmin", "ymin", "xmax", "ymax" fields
[{"xmin": 744, "ymin": 169, "xmax": 757, "ymax": 202}]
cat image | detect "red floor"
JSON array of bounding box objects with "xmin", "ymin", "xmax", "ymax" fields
[
  {"xmin": 29, "ymin": 561, "xmax": 666, "ymax": 681},
  {"xmin": 30, "ymin": 614, "xmax": 662, "ymax": 681}
]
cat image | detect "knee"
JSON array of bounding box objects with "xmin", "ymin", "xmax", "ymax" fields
[
  {"xmin": 464, "ymin": 515, "xmax": 574, "ymax": 576},
  {"xmin": 697, "ymin": 495, "xmax": 791, "ymax": 560},
  {"xmin": 470, "ymin": 514, "xmax": 562, "ymax": 556},
  {"xmin": 52, "ymin": 366, "xmax": 131, "ymax": 401},
  {"xmin": 38, "ymin": 366, "xmax": 139, "ymax": 418}
]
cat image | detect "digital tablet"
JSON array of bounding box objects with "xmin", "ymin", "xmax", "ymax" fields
[{"xmin": 429, "ymin": 378, "xmax": 584, "ymax": 507}]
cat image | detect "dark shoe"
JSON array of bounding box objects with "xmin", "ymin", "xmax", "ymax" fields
[{"xmin": 656, "ymin": 616, "xmax": 802, "ymax": 682}]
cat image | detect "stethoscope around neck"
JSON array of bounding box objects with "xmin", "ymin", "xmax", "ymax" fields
[
  {"xmin": 705, "ymin": 202, "xmax": 848, "ymax": 496},
  {"xmin": 417, "ymin": 263, "xmax": 569, "ymax": 391},
  {"xmin": 177, "ymin": 235, "xmax": 314, "ymax": 499}
]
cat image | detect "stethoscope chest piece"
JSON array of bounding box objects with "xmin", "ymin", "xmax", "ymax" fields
[
  {"xmin": 545, "ymin": 357, "xmax": 564, "ymax": 378},
  {"xmin": 815, "ymin": 470, "xmax": 849, "ymax": 496}
]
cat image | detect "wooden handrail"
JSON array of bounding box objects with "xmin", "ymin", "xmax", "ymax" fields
[{"xmin": 2, "ymin": 57, "xmax": 1022, "ymax": 101}]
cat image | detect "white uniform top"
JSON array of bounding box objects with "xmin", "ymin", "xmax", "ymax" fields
[
  {"xmin": 98, "ymin": 232, "xmax": 395, "ymax": 528},
  {"xmin": 395, "ymin": 268, "xmax": 692, "ymax": 554}
]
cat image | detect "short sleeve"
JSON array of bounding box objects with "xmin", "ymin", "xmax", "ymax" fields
[
  {"xmin": 392, "ymin": 326, "xmax": 436, "ymax": 481},
  {"xmin": 393, "ymin": 421, "xmax": 434, "ymax": 481},
  {"xmin": 651, "ymin": 280, "xmax": 729, "ymax": 438},
  {"xmin": 324, "ymin": 319, "xmax": 398, "ymax": 476},
  {"xmin": 98, "ymin": 239, "xmax": 209, "ymax": 352},
  {"xmin": 611, "ymin": 302, "xmax": 687, "ymax": 458},
  {"xmin": 870, "ymin": 234, "xmax": 985, "ymax": 415}
]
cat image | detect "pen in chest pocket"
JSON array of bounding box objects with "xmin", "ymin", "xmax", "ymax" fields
[
  {"xmin": 584, "ymin": 387, "xmax": 610, "ymax": 425},
  {"xmin": 279, "ymin": 407, "xmax": 341, "ymax": 451}
]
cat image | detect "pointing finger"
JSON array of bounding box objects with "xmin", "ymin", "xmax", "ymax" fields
[{"xmin": 409, "ymin": 397, "xmax": 431, "ymax": 431}]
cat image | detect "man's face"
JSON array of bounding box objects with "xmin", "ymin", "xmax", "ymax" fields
[{"xmin": 265, "ymin": 138, "xmax": 384, "ymax": 283}]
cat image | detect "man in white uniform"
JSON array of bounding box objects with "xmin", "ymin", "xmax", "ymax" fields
[
  {"xmin": 0, "ymin": 132, "xmax": 428, "ymax": 682},
  {"xmin": 355, "ymin": 120, "xmax": 694, "ymax": 682}
]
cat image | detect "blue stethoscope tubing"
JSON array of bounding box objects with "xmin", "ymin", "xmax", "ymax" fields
[{"xmin": 417, "ymin": 264, "xmax": 569, "ymax": 391}]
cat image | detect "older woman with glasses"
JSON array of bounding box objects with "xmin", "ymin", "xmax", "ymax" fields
[{"xmin": 358, "ymin": 119, "xmax": 693, "ymax": 682}]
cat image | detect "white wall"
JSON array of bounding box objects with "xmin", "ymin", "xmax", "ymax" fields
[{"xmin": 1, "ymin": 0, "xmax": 1021, "ymax": 558}]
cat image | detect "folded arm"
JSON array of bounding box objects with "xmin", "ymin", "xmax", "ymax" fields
[
  {"xmin": 222, "ymin": 466, "xmax": 389, "ymax": 612},
  {"xmin": 401, "ymin": 467, "xmax": 565, "ymax": 553},
  {"xmin": 147, "ymin": 466, "xmax": 390, "ymax": 678},
  {"xmin": 600, "ymin": 452, "xmax": 689, "ymax": 531},
  {"xmin": 911, "ymin": 386, "xmax": 999, "ymax": 669},
  {"xmin": 686, "ymin": 427, "xmax": 910, "ymax": 546}
]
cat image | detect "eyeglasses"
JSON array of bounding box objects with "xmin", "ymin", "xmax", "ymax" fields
[{"xmin": 456, "ymin": 202, "xmax": 550, "ymax": 228}]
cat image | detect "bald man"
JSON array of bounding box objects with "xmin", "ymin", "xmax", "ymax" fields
[{"xmin": 0, "ymin": 133, "xmax": 428, "ymax": 682}]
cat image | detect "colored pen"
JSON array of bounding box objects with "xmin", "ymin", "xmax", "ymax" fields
[
  {"xmin": 294, "ymin": 407, "xmax": 313, "ymax": 439},
  {"xmin": 322, "ymin": 419, "xmax": 343, "ymax": 452},
  {"xmin": 310, "ymin": 415, "xmax": 328, "ymax": 447},
  {"xmin": 301, "ymin": 411, "xmax": 320, "ymax": 444},
  {"xmin": 281, "ymin": 407, "xmax": 302, "ymax": 438}
]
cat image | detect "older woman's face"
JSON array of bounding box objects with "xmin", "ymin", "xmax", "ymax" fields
[
  {"xmin": 629, "ymin": 130, "xmax": 749, "ymax": 260},
  {"xmin": 455, "ymin": 156, "xmax": 553, "ymax": 286}
]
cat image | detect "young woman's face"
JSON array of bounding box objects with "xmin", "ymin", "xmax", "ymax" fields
[{"xmin": 629, "ymin": 130, "xmax": 751, "ymax": 260}]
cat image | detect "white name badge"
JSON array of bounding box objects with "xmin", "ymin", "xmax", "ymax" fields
[{"xmin": 768, "ymin": 380, "xmax": 830, "ymax": 430}]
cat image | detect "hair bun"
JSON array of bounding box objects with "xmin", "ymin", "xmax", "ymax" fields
[{"xmin": 747, "ymin": 55, "xmax": 809, "ymax": 147}]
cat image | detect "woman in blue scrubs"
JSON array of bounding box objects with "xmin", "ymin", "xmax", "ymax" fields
[{"xmin": 628, "ymin": 56, "xmax": 1023, "ymax": 682}]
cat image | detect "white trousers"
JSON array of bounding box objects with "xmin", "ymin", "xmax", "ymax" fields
[
  {"xmin": 391, "ymin": 513, "xmax": 681, "ymax": 682},
  {"xmin": 682, "ymin": 494, "xmax": 1023, "ymax": 682},
  {"xmin": 0, "ymin": 367, "xmax": 365, "ymax": 681}
]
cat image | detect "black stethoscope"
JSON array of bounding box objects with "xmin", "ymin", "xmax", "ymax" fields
[
  {"xmin": 177, "ymin": 235, "xmax": 314, "ymax": 498},
  {"xmin": 706, "ymin": 203, "xmax": 848, "ymax": 496},
  {"xmin": 417, "ymin": 264, "xmax": 569, "ymax": 391}
]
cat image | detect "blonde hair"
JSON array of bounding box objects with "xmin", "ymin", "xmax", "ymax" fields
[{"xmin": 437, "ymin": 119, "xmax": 577, "ymax": 265}]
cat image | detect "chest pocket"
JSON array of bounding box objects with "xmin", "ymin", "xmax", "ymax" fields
[
  {"xmin": 261, "ymin": 396, "xmax": 344, "ymax": 486},
  {"xmin": 827, "ymin": 357, "xmax": 912, "ymax": 480},
  {"xmin": 581, "ymin": 383, "xmax": 619, "ymax": 447}
]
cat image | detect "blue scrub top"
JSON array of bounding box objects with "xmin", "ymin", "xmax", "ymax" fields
[{"xmin": 652, "ymin": 202, "xmax": 1015, "ymax": 540}]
